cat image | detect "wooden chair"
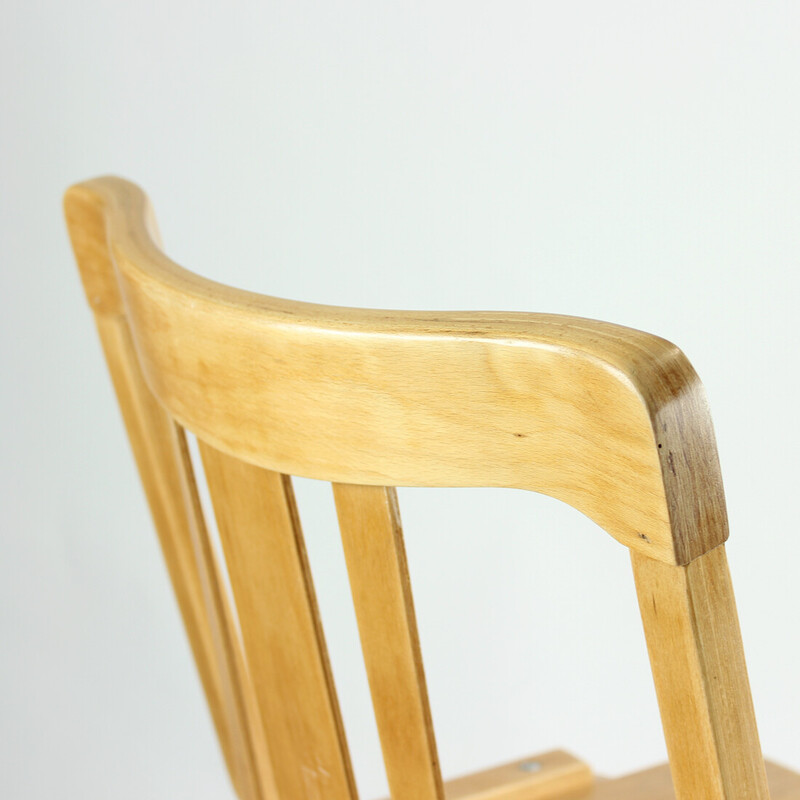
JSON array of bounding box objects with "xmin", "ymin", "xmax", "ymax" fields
[{"xmin": 64, "ymin": 176, "xmax": 799, "ymax": 800}]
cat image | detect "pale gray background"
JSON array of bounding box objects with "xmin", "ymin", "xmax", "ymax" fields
[{"xmin": 2, "ymin": 1, "xmax": 799, "ymax": 798}]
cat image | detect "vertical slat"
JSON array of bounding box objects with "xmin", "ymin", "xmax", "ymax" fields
[
  {"xmin": 198, "ymin": 442, "xmax": 359, "ymax": 800},
  {"xmin": 631, "ymin": 544, "xmax": 770, "ymax": 799},
  {"xmin": 66, "ymin": 182, "xmax": 273, "ymax": 800},
  {"xmin": 92, "ymin": 314, "xmax": 275, "ymax": 800},
  {"xmin": 333, "ymin": 483, "xmax": 445, "ymax": 800},
  {"xmin": 172, "ymin": 426, "xmax": 276, "ymax": 800}
]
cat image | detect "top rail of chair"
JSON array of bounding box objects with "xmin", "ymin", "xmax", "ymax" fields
[
  {"xmin": 64, "ymin": 176, "xmax": 728, "ymax": 565},
  {"xmin": 63, "ymin": 178, "xmax": 690, "ymax": 358}
]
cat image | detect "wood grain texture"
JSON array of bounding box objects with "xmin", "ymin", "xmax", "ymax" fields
[
  {"xmin": 632, "ymin": 545, "xmax": 770, "ymax": 800},
  {"xmin": 65, "ymin": 175, "xmax": 775, "ymax": 800},
  {"xmin": 90, "ymin": 313, "xmax": 244, "ymax": 792},
  {"xmin": 65, "ymin": 187, "xmax": 275, "ymax": 800},
  {"xmin": 199, "ymin": 443, "xmax": 358, "ymax": 800},
  {"xmin": 64, "ymin": 176, "xmax": 728, "ymax": 566},
  {"xmin": 334, "ymin": 484, "xmax": 444, "ymax": 800},
  {"xmin": 173, "ymin": 427, "xmax": 277, "ymax": 800}
]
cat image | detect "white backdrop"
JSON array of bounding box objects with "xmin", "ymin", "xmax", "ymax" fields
[{"xmin": 2, "ymin": 2, "xmax": 799, "ymax": 798}]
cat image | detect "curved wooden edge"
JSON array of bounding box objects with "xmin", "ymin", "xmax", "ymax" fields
[{"xmin": 63, "ymin": 176, "xmax": 728, "ymax": 565}]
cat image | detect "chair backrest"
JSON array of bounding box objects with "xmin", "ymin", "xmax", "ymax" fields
[{"xmin": 64, "ymin": 177, "xmax": 770, "ymax": 800}]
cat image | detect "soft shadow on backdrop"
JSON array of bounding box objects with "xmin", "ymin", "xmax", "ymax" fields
[{"xmin": 2, "ymin": 2, "xmax": 799, "ymax": 798}]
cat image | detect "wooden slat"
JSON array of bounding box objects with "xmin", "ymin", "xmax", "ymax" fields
[
  {"xmin": 172, "ymin": 426, "xmax": 276, "ymax": 800},
  {"xmin": 199, "ymin": 442, "xmax": 358, "ymax": 800},
  {"xmin": 91, "ymin": 314, "xmax": 274, "ymax": 800},
  {"xmin": 631, "ymin": 545, "xmax": 770, "ymax": 800},
  {"xmin": 333, "ymin": 483, "xmax": 444, "ymax": 800}
]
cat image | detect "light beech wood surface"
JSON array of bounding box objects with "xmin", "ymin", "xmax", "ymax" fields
[
  {"xmin": 200, "ymin": 444, "xmax": 357, "ymax": 800},
  {"xmin": 65, "ymin": 176, "xmax": 728, "ymax": 566},
  {"xmin": 64, "ymin": 176, "xmax": 790, "ymax": 800},
  {"xmin": 441, "ymin": 751, "xmax": 594, "ymax": 800},
  {"xmin": 587, "ymin": 760, "xmax": 799, "ymax": 799},
  {"xmin": 334, "ymin": 484, "xmax": 444, "ymax": 800},
  {"xmin": 632, "ymin": 545, "xmax": 769, "ymax": 798}
]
